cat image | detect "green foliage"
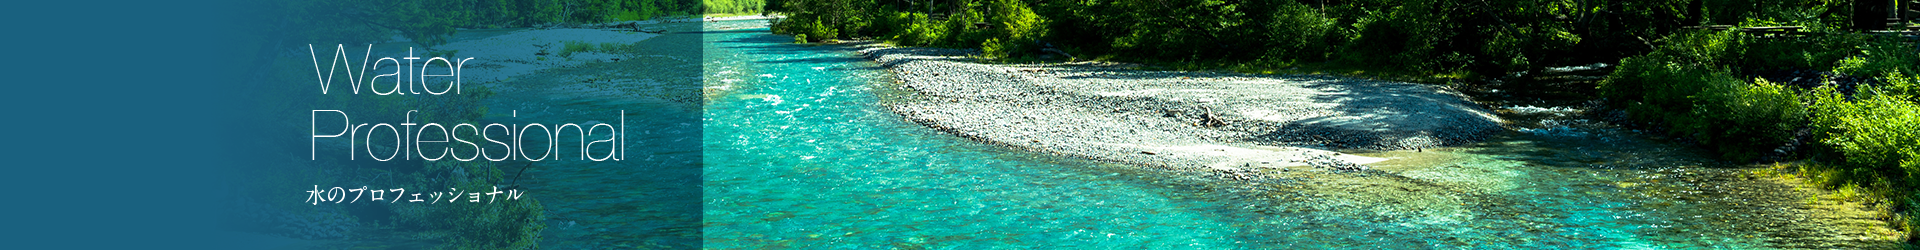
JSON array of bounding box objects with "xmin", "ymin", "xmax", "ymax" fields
[
  {"xmin": 1808, "ymin": 83, "xmax": 1920, "ymax": 240},
  {"xmin": 937, "ymin": 7, "xmax": 981, "ymax": 47},
  {"xmin": 1599, "ymin": 30, "xmax": 1809, "ymax": 161},
  {"xmin": 1810, "ymin": 84, "xmax": 1920, "ymax": 184},
  {"xmin": 1688, "ymin": 78, "xmax": 1808, "ymax": 161},
  {"xmin": 1834, "ymin": 37, "xmax": 1920, "ymax": 78},
  {"xmin": 808, "ymin": 19, "xmax": 839, "ymax": 41},
  {"xmin": 894, "ymin": 13, "xmax": 943, "ymax": 46},
  {"xmin": 437, "ymin": 162, "xmax": 547, "ymax": 250},
  {"xmin": 980, "ymin": 0, "xmax": 1047, "ymax": 58},
  {"xmin": 555, "ymin": 41, "xmax": 635, "ymax": 57},
  {"xmin": 1336, "ymin": 3, "xmax": 1451, "ymax": 71},
  {"xmin": 703, "ymin": 0, "xmax": 765, "ymax": 14},
  {"xmin": 771, "ymin": 16, "xmax": 838, "ymax": 42},
  {"xmin": 1661, "ymin": 30, "xmax": 1749, "ymax": 68},
  {"xmin": 561, "ymin": 41, "xmax": 594, "ymax": 56},
  {"xmin": 794, "ymin": 33, "xmax": 808, "ymax": 43},
  {"xmin": 612, "ymin": 2, "xmax": 662, "ymax": 21},
  {"xmin": 981, "ymin": 37, "xmax": 1010, "ymax": 58},
  {"xmin": 766, "ymin": 0, "xmax": 869, "ymax": 41},
  {"xmin": 1264, "ymin": 2, "xmax": 1337, "ymax": 62},
  {"xmin": 1879, "ymin": 71, "xmax": 1920, "ymax": 100},
  {"xmin": 562, "ymin": 0, "xmax": 699, "ymax": 24}
]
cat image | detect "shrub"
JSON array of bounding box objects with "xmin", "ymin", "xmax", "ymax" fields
[
  {"xmin": 982, "ymin": 37, "xmax": 1011, "ymax": 58},
  {"xmin": 1809, "ymin": 84, "xmax": 1920, "ymax": 241},
  {"xmin": 1601, "ymin": 30, "xmax": 1751, "ymax": 108},
  {"xmin": 559, "ymin": 41, "xmax": 593, "ymax": 57},
  {"xmin": 941, "ymin": 7, "xmax": 989, "ymax": 48},
  {"xmin": 1264, "ymin": 2, "xmax": 1335, "ymax": 61},
  {"xmin": 1660, "ymin": 30, "xmax": 1748, "ymax": 68},
  {"xmin": 1337, "ymin": 4, "xmax": 1448, "ymax": 71},
  {"xmin": 1687, "ymin": 78, "xmax": 1808, "ymax": 161},
  {"xmin": 840, "ymin": 15, "xmax": 868, "ymax": 39},
  {"xmin": 771, "ymin": 16, "xmax": 836, "ymax": 42},
  {"xmin": 1834, "ymin": 37, "xmax": 1920, "ymax": 78},
  {"xmin": 1879, "ymin": 71, "xmax": 1920, "ymax": 101},
  {"xmin": 867, "ymin": 12, "xmax": 906, "ymax": 38},
  {"xmin": 893, "ymin": 13, "xmax": 943, "ymax": 46},
  {"xmin": 1809, "ymin": 85, "xmax": 1920, "ymax": 185},
  {"xmin": 981, "ymin": 0, "xmax": 1047, "ymax": 58},
  {"xmin": 1600, "ymin": 38, "xmax": 1808, "ymax": 162},
  {"xmin": 807, "ymin": 19, "xmax": 838, "ymax": 42}
]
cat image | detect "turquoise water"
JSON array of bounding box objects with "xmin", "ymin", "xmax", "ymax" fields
[
  {"xmin": 701, "ymin": 26, "xmax": 1243, "ymax": 249},
  {"xmin": 484, "ymin": 22, "xmax": 706, "ymax": 249},
  {"xmin": 699, "ymin": 22, "xmax": 1901, "ymax": 249}
]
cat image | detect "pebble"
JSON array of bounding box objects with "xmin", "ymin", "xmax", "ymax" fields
[{"xmin": 856, "ymin": 43, "xmax": 1501, "ymax": 175}]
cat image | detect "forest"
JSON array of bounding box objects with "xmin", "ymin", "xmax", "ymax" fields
[
  {"xmin": 764, "ymin": 0, "xmax": 1920, "ymax": 242},
  {"xmin": 707, "ymin": 0, "xmax": 768, "ymax": 15}
]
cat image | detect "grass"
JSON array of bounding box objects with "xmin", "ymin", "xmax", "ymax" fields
[{"xmin": 1759, "ymin": 161, "xmax": 1918, "ymax": 242}]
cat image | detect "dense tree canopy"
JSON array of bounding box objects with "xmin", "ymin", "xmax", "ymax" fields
[{"xmin": 767, "ymin": 0, "xmax": 1868, "ymax": 76}]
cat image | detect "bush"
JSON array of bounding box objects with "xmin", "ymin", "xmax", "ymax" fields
[
  {"xmin": 980, "ymin": 0, "xmax": 1047, "ymax": 58},
  {"xmin": 1834, "ymin": 37, "xmax": 1920, "ymax": 78},
  {"xmin": 1880, "ymin": 71, "xmax": 1920, "ymax": 101},
  {"xmin": 1661, "ymin": 30, "xmax": 1748, "ymax": 68},
  {"xmin": 941, "ymin": 7, "xmax": 989, "ymax": 48},
  {"xmin": 1264, "ymin": 2, "xmax": 1336, "ymax": 61},
  {"xmin": 1741, "ymin": 33, "xmax": 1858, "ymax": 70},
  {"xmin": 405, "ymin": 161, "xmax": 548, "ymax": 250},
  {"xmin": 1687, "ymin": 78, "xmax": 1808, "ymax": 161},
  {"xmin": 559, "ymin": 41, "xmax": 594, "ymax": 57},
  {"xmin": 807, "ymin": 19, "xmax": 838, "ymax": 42},
  {"xmin": 771, "ymin": 16, "xmax": 837, "ymax": 43},
  {"xmin": 1337, "ymin": 4, "xmax": 1449, "ymax": 71},
  {"xmin": 1809, "ymin": 83, "xmax": 1920, "ymax": 240},
  {"xmin": 893, "ymin": 13, "xmax": 943, "ymax": 46},
  {"xmin": 1809, "ymin": 85, "xmax": 1920, "ymax": 185},
  {"xmin": 1600, "ymin": 34, "xmax": 1808, "ymax": 162}
]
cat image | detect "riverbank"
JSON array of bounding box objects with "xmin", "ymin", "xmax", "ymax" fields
[
  {"xmin": 696, "ymin": 18, "xmax": 1915, "ymax": 246},
  {"xmin": 862, "ymin": 44, "xmax": 1503, "ymax": 170},
  {"xmin": 859, "ymin": 43, "xmax": 1517, "ymax": 219}
]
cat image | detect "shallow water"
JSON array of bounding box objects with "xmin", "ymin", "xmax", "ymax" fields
[
  {"xmin": 479, "ymin": 22, "xmax": 706, "ymax": 249},
  {"xmin": 697, "ymin": 21, "xmax": 1903, "ymax": 249}
]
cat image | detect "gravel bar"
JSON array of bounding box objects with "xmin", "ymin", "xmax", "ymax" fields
[
  {"xmin": 856, "ymin": 44, "xmax": 1512, "ymax": 220},
  {"xmin": 860, "ymin": 45, "xmax": 1503, "ymax": 171}
]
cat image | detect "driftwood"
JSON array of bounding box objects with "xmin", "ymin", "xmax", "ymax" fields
[
  {"xmin": 601, "ymin": 21, "xmax": 666, "ymax": 33},
  {"xmin": 1199, "ymin": 106, "xmax": 1228, "ymax": 127},
  {"xmin": 610, "ymin": 21, "xmax": 639, "ymax": 30}
]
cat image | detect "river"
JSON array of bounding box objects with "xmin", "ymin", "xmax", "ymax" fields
[{"xmin": 696, "ymin": 20, "xmax": 1903, "ymax": 249}]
